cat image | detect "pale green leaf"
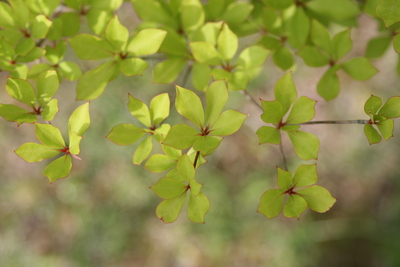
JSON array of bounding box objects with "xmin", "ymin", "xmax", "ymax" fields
[
  {"xmin": 128, "ymin": 95, "xmax": 151, "ymax": 127},
  {"xmin": 332, "ymin": 29, "xmax": 352, "ymax": 61},
  {"xmin": 133, "ymin": 135, "xmax": 153, "ymax": 165},
  {"xmin": 297, "ymin": 185, "xmax": 337, "ymax": 213},
  {"xmin": 15, "ymin": 142, "xmax": 60, "ymax": 162},
  {"xmin": 260, "ymin": 100, "xmax": 283, "ymax": 124},
  {"xmin": 190, "ymin": 42, "xmax": 223, "ymax": 66},
  {"xmin": 106, "ymin": 123, "xmax": 146, "ymax": 145},
  {"xmin": 217, "ymin": 23, "xmax": 238, "ymax": 61},
  {"xmin": 192, "ymin": 62, "xmax": 211, "ymax": 92},
  {"xmin": 286, "ymin": 96, "xmax": 317, "ymax": 124},
  {"xmin": 145, "ymin": 154, "xmax": 177, "ymax": 173},
  {"xmin": 151, "ymin": 177, "xmax": 187, "ymax": 199},
  {"xmin": 188, "ymin": 192, "xmax": 210, "ymax": 223},
  {"xmin": 68, "ymin": 102, "xmax": 90, "ymax": 137},
  {"xmin": 175, "ymin": 85, "xmax": 204, "ymax": 128},
  {"xmin": 236, "ymin": 45, "xmax": 270, "ymax": 69},
  {"xmin": 205, "ymin": 80, "xmax": 228, "ymax": 126},
  {"xmin": 193, "ymin": 135, "xmax": 221, "ymax": 154},
  {"xmin": 364, "ymin": 95, "xmax": 382, "ymax": 115},
  {"xmin": 37, "ymin": 70, "xmax": 59, "ymax": 106},
  {"xmin": 377, "ymin": 118, "xmax": 394, "ymax": 140},
  {"xmin": 68, "ymin": 34, "xmax": 115, "ymax": 60},
  {"xmin": 31, "ymin": 15, "xmax": 52, "ymax": 39},
  {"xmin": 162, "ymin": 124, "xmax": 200, "ymax": 150},
  {"xmin": 153, "ymin": 57, "xmax": 186, "ymax": 84},
  {"xmin": 210, "ymin": 110, "xmax": 247, "ymax": 136},
  {"xmin": 277, "ymin": 167, "xmax": 292, "ymax": 190},
  {"xmin": 376, "ymin": 0, "xmax": 400, "ymax": 27},
  {"xmin": 105, "ymin": 15, "xmax": 129, "ymax": 51},
  {"xmin": 156, "ymin": 193, "xmax": 186, "ymax": 223},
  {"xmin": 256, "ymin": 126, "xmax": 281, "ymax": 144},
  {"xmin": 0, "ymin": 104, "xmax": 36, "ymax": 124},
  {"xmin": 177, "ymin": 154, "xmax": 195, "ymax": 182},
  {"xmin": 307, "ymin": 0, "xmax": 360, "ymax": 21},
  {"xmin": 257, "ymin": 188, "xmax": 285, "ymax": 219},
  {"xmin": 317, "ymin": 68, "xmax": 340, "ymax": 101},
  {"xmin": 126, "ymin": 29, "xmax": 167, "ymax": 56},
  {"xmin": 6, "ymin": 78, "xmax": 36, "ymax": 107},
  {"xmin": 150, "ymin": 93, "xmax": 170, "ymax": 126},
  {"xmin": 364, "ymin": 124, "xmax": 382, "ymax": 144},
  {"xmin": 292, "ymin": 164, "xmax": 318, "ymax": 188},
  {"xmin": 35, "ymin": 123, "xmax": 65, "ymax": 149},
  {"xmin": 341, "ymin": 57, "xmax": 378, "ymax": 80},
  {"xmin": 283, "ymin": 195, "xmax": 307, "ymax": 219},
  {"xmin": 288, "ymin": 130, "xmax": 320, "ymax": 160},
  {"xmin": 378, "ymin": 96, "xmax": 400, "ymax": 118},
  {"xmin": 274, "ymin": 72, "xmax": 297, "ymax": 114},
  {"xmin": 119, "ymin": 58, "xmax": 148, "ymax": 76},
  {"xmin": 44, "ymin": 155, "xmax": 72, "ymax": 183}
]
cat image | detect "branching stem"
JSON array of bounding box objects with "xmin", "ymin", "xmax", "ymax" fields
[{"xmin": 278, "ymin": 130, "xmax": 288, "ymax": 171}]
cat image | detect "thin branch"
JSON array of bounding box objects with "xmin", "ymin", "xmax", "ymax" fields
[
  {"xmin": 181, "ymin": 63, "xmax": 192, "ymax": 88},
  {"xmin": 193, "ymin": 151, "xmax": 200, "ymax": 169},
  {"xmin": 241, "ymin": 90, "xmax": 263, "ymax": 111},
  {"xmin": 286, "ymin": 120, "xmax": 370, "ymax": 126},
  {"xmin": 278, "ymin": 130, "xmax": 288, "ymax": 171}
]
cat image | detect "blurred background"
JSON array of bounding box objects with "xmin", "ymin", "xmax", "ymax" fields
[{"xmin": 1, "ymin": 3, "xmax": 400, "ymax": 267}]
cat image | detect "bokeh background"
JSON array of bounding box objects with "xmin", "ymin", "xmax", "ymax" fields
[{"xmin": 1, "ymin": 3, "xmax": 400, "ymax": 267}]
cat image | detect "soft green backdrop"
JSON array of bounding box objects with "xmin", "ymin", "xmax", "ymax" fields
[{"xmin": 0, "ymin": 5, "xmax": 399, "ymax": 267}]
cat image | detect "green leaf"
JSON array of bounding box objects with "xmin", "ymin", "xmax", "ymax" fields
[
  {"xmin": 163, "ymin": 145, "xmax": 182, "ymax": 160},
  {"xmin": 260, "ymin": 100, "xmax": 283, "ymax": 124},
  {"xmin": 317, "ymin": 68, "xmax": 340, "ymax": 101},
  {"xmin": 133, "ymin": 135, "xmax": 153, "ymax": 165},
  {"xmin": 0, "ymin": 104, "xmax": 36, "ymax": 124},
  {"xmin": 277, "ymin": 167, "xmax": 292, "ymax": 190},
  {"xmin": 31, "ymin": 15, "xmax": 52, "ymax": 39},
  {"xmin": 365, "ymin": 37, "xmax": 392, "ymax": 58},
  {"xmin": 193, "ymin": 135, "xmax": 221, "ymax": 154},
  {"xmin": 68, "ymin": 102, "xmax": 90, "ymax": 136},
  {"xmin": 288, "ymin": 130, "xmax": 320, "ymax": 160},
  {"xmin": 283, "ymin": 195, "xmax": 307, "ymax": 219},
  {"xmin": 273, "ymin": 46, "xmax": 294, "ymax": 70},
  {"xmin": 45, "ymin": 41, "xmax": 67, "ymax": 65},
  {"xmin": 190, "ymin": 42, "xmax": 223, "ymax": 66},
  {"xmin": 274, "ymin": 72, "xmax": 297, "ymax": 114},
  {"xmin": 189, "ymin": 179, "xmax": 203, "ymax": 196},
  {"xmin": 156, "ymin": 193, "xmax": 186, "ymax": 223},
  {"xmin": 287, "ymin": 7, "xmax": 310, "ymax": 49},
  {"xmin": 181, "ymin": 0, "xmax": 205, "ymax": 33},
  {"xmin": 341, "ymin": 57, "xmax": 378, "ymax": 81},
  {"xmin": 217, "ymin": 23, "xmax": 238, "ymax": 61},
  {"xmin": 35, "ymin": 123, "xmax": 65, "ymax": 149},
  {"xmin": 162, "ymin": 124, "xmax": 200, "ymax": 150},
  {"xmin": 377, "ymin": 118, "xmax": 394, "ymax": 140},
  {"xmin": 257, "ymin": 188, "xmax": 285, "ymax": 219},
  {"xmin": 106, "ymin": 123, "xmax": 146, "ymax": 145},
  {"xmin": 364, "ymin": 95, "xmax": 382, "ymax": 115},
  {"xmin": 154, "ymin": 124, "xmax": 170, "ymax": 143},
  {"xmin": 364, "ymin": 124, "xmax": 382, "ymax": 144},
  {"xmin": 153, "ymin": 57, "xmax": 186, "ymax": 84},
  {"xmin": 15, "ymin": 38, "xmax": 35, "ymax": 56},
  {"xmin": 68, "ymin": 34, "xmax": 115, "ymax": 60},
  {"xmin": 105, "ymin": 15, "xmax": 129, "ymax": 51},
  {"xmin": 58, "ymin": 61, "xmax": 82, "ymax": 81},
  {"xmin": 131, "ymin": 0, "xmax": 178, "ymax": 29},
  {"xmin": 119, "ymin": 58, "xmax": 148, "ymax": 76},
  {"xmin": 150, "ymin": 93, "xmax": 170, "ymax": 126},
  {"xmin": 378, "ymin": 96, "xmax": 400, "ymax": 118},
  {"xmin": 151, "ymin": 177, "xmax": 187, "ymax": 199},
  {"xmin": 37, "ymin": 70, "xmax": 59, "ymax": 106},
  {"xmin": 205, "ymin": 80, "xmax": 228, "ymax": 126},
  {"xmin": 221, "ymin": 2, "xmax": 253, "ymax": 25},
  {"xmin": 44, "ymin": 155, "xmax": 73, "ymax": 183},
  {"xmin": 126, "ymin": 28, "xmax": 167, "ymax": 56},
  {"xmin": 191, "ymin": 62, "xmax": 211, "ymax": 92},
  {"xmin": 263, "ymin": 0, "xmax": 293, "ymax": 10},
  {"xmin": 128, "ymin": 95, "xmax": 151, "ymax": 127},
  {"xmin": 177, "ymin": 154, "xmax": 195, "ymax": 182},
  {"xmin": 188, "ymin": 192, "xmax": 210, "ymax": 223},
  {"xmin": 297, "ymin": 185, "xmax": 337, "ymax": 213},
  {"xmin": 236, "ymin": 45, "xmax": 270, "ymax": 69},
  {"xmin": 376, "ymin": 0, "xmax": 400, "ymax": 27},
  {"xmin": 332, "ymin": 29, "xmax": 352, "ymax": 61},
  {"xmin": 175, "ymin": 85, "xmax": 204, "ymax": 128},
  {"xmin": 286, "ymin": 96, "xmax": 317, "ymax": 124},
  {"xmin": 210, "ymin": 110, "xmax": 247, "ymax": 136},
  {"xmin": 256, "ymin": 126, "xmax": 281, "ymax": 145},
  {"xmin": 68, "ymin": 131, "xmax": 82, "ymax": 155},
  {"xmin": 306, "ymin": 0, "xmax": 359, "ymax": 21},
  {"xmin": 292, "ymin": 164, "xmax": 318, "ymax": 188},
  {"xmin": 86, "ymin": 9, "xmax": 112, "ymax": 35},
  {"xmin": 76, "ymin": 61, "xmax": 119, "ymax": 100},
  {"xmin": 297, "ymin": 45, "xmax": 329, "ymax": 67},
  {"xmin": 145, "ymin": 154, "xmax": 177, "ymax": 173},
  {"xmin": 15, "ymin": 143, "xmax": 60, "ymax": 162},
  {"xmin": 0, "ymin": 2, "xmax": 16, "ymax": 29},
  {"xmin": 6, "ymin": 78, "xmax": 36, "ymax": 107},
  {"xmin": 28, "ymin": 64, "xmax": 53, "ymax": 79}
]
